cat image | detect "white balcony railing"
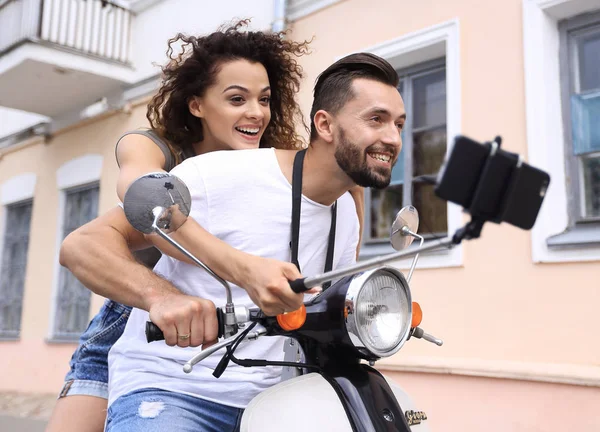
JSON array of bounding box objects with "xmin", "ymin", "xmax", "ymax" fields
[{"xmin": 0, "ymin": 0, "xmax": 131, "ymax": 64}]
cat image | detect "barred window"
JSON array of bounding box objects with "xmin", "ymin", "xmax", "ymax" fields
[
  {"xmin": 52, "ymin": 183, "xmax": 99, "ymax": 340},
  {"xmin": 0, "ymin": 200, "xmax": 33, "ymax": 339}
]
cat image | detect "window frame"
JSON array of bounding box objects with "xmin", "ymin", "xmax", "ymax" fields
[
  {"xmin": 523, "ymin": 0, "xmax": 600, "ymax": 262},
  {"xmin": 353, "ymin": 19, "xmax": 462, "ymax": 269},
  {"xmin": 50, "ymin": 181, "xmax": 99, "ymax": 342},
  {"xmin": 48, "ymin": 154, "xmax": 103, "ymax": 342}
]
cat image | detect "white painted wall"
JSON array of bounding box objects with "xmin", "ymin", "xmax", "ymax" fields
[
  {"xmin": 129, "ymin": 0, "xmax": 275, "ymax": 80},
  {"xmin": 0, "ymin": 106, "xmax": 49, "ymax": 138}
]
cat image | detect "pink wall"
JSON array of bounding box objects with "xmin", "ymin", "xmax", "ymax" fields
[
  {"xmin": 289, "ymin": 0, "xmax": 600, "ymax": 375},
  {"xmin": 0, "ymin": 340, "xmax": 75, "ymax": 394},
  {"xmin": 388, "ymin": 371, "xmax": 600, "ymax": 431},
  {"xmin": 0, "ymin": 4, "xmax": 598, "ymax": 430},
  {"xmin": 287, "ymin": 1, "xmax": 600, "ymax": 429}
]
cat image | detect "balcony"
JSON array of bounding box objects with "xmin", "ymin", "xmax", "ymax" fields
[{"xmin": 0, "ymin": 0, "xmax": 136, "ymax": 117}]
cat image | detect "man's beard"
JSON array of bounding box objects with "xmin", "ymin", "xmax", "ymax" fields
[{"xmin": 334, "ymin": 128, "xmax": 393, "ymax": 189}]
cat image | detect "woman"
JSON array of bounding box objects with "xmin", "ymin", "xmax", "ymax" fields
[{"xmin": 46, "ymin": 20, "xmax": 364, "ymax": 432}]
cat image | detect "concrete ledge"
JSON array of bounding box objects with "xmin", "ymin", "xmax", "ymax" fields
[{"xmin": 377, "ymin": 356, "xmax": 600, "ymax": 387}]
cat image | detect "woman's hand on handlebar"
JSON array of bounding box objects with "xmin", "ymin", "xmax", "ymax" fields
[{"xmin": 148, "ymin": 292, "xmax": 218, "ymax": 348}]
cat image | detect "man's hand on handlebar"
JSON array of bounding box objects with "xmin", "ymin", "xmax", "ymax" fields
[
  {"xmin": 239, "ymin": 256, "xmax": 318, "ymax": 316},
  {"xmin": 148, "ymin": 293, "xmax": 219, "ymax": 348}
]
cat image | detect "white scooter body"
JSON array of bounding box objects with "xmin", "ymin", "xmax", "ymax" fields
[{"xmin": 240, "ymin": 372, "xmax": 430, "ymax": 431}]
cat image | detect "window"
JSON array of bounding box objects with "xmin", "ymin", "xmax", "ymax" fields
[
  {"xmin": 365, "ymin": 60, "xmax": 447, "ymax": 245},
  {"xmin": 0, "ymin": 200, "xmax": 33, "ymax": 339},
  {"xmin": 523, "ymin": 1, "xmax": 600, "ymax": 262},
  {"xmin": 563, "ymin": 17, "xmax": 600, "ymax": 222},
  {"xmin": 545, "ymin": 11, "xmax": 600, "ymax": 249},
  {"xmin": 52, "ymin": 183, "xmax": 99, "ymax": 340}
]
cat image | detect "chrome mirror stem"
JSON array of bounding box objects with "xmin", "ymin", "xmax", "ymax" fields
[
  {"xmin": 401, "ymin": 226, "xmax": 424, "ymax": 283},
  {"xmin": 151, "ymin": 207, "xmax": 233, "ymax": 304},
  {"xmin": 150, "ymin": 207, "xmax": 237, "ymax": 338}
]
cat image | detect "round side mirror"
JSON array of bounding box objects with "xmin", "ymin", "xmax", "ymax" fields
[
  {"xmin": 390, "ymin": 206, "xmax": 420, "ymax": 251},
  {"xmin": 123, "ymin": 172, "xmax": 191, "ymax": 234}
]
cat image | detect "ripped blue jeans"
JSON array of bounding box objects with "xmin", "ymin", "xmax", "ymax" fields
[
  {"xmin": 105, "ymin": 388, "xmax": 243, "ymax": 432},
  {"xmin": 60, "ymin": 300, "xmax": 131, "ymax": 399}
]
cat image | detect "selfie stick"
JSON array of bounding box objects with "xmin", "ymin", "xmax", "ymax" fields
[{"xmin": 291, "ymin": 137, "xmax": 536, "ymax": 293}]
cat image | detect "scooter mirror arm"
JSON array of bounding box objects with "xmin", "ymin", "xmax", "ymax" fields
[
  {"xmin": 151, "ymin": 207, "xmax": 233, "ymax": 303},
  {"xmin": 403, "ymin": 228, "xmax": 424, "ymax": 283},
  {"xmin": 150, "ymin": 207, "xmax": 238, "ymax": 338}
]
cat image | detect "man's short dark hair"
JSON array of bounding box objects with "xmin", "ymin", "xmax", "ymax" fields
[{"xmin": 309, "ymin": 52, "xmax": 399, "ymax": 140}]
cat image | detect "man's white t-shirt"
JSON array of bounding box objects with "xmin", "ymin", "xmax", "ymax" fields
[{"xmin": 107, "ymin": 148, "xmax": 359, "ymax": 408}]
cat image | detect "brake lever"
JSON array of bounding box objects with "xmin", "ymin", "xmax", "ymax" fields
[{"xmin": 183, "ymin": 324, "xmax": 267, "ymax": 373}]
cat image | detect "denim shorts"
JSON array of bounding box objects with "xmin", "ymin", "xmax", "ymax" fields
[
  {"xmin": 58, "ymin": 299, "xmax": 132, "ymax": 400},
  {"xmin": 106, "ymin": 388, "xmax": 243, "ymax": 432}
]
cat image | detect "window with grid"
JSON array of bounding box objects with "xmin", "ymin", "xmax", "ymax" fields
[
  {"xmin": 52, "ymin": 183, "xmax": 99, "ymax": 340},
  {"xmin": 364, "ymin": 59, "xmax": 447, "ymax": 250},
  {"xmin": 563, "ymin": 16, "xmax": 600, "ymax": 224},
  {"xmin": 0, "ymin": 200, "xmax": 33, "ymax": 339}
]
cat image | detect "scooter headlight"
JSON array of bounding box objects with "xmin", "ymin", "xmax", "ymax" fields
[{"xmin": 345, "ymin": 267, "xmax": 412, "ymax": 358}]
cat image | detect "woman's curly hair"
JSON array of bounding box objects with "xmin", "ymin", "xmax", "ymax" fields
[{"xmin": 147, "ymin": 20, "xmax": 311, "ymax": 163}]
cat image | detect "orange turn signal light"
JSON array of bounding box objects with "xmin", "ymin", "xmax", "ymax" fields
[
  {"xmin": 411, "ymin": 302, "xmax": 423, "ymax": 328},
  {"xmin": 277, "ymin": 304, "xmax": 307, "ymax": 331}
]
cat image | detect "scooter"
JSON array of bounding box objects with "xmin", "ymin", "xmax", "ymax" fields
[{"xmin": 123, "ymin": 135, "xmax": 550, "ymax": 431}]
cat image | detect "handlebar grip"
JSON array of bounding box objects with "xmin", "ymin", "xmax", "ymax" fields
[
  {"xmin": 145, "ymin": 321, "xmax": 165, "ymax": 342},
  {"xmin": 146, "ymin": 308, "xmax": 224, "ymax": 343},
  {"xmin": 216, "ymin": 308, "xmax": 224, "ymax": 339},
  {"xmin": 289, "ymin": 278, "xmax": 309, "ymax": 293}
]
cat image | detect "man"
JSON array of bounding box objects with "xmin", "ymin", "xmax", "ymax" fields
[{"xmin": 105, "ymin": 52, "xmax": 406, "ymax": 431}]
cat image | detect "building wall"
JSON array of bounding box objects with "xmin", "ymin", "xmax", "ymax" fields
[
  {"xmin": 288, "ymin": 0, "xmax": 600, "ymax": 428},
  {"xmin": 289, "ymin": 0, "xmax": 600, "ymax": 371},
  {"xmin": 387, "ymin": 371, "xmax": 600, "ymax": 431},
  {"xmin": 0, "ymin": 0, "xmax": 598, "ymax": 429},
  {"xmin": 0, "ymin": 101, "xmax": 148, "ymax": 393}
]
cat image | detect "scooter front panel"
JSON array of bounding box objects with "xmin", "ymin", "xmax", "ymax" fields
[{"xmin": 240, "ymin": 373, "xmax": 354, "ymax": 432}]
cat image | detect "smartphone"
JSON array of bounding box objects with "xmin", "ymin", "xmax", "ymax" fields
[{"xmin": 434, "ymin": 135, "xmax": 550, "ymax": 230}]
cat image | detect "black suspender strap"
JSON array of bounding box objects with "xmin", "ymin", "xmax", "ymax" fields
[
  {"xmin": 290, "ymin": 150, "xmax": 304, "ymax": 272},
  {"xmin": 324, "ymin": 202, "xmax": 337, "ymax": 275},
  {"xmin": 290, "ymin": 149, "xmax": 337, "ymax": 289}
]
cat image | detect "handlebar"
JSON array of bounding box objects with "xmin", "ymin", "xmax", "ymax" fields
[
  {"xmin": 145, "ymin": 321, "xmax": 165, "ymax": 342},
  {"xmin": 145, "ymin": 308, "xmax": 225, "ymax": 343},
  {"xmin": 289, "ymin": 278, "xmax": 309, "ymax": 293}
]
